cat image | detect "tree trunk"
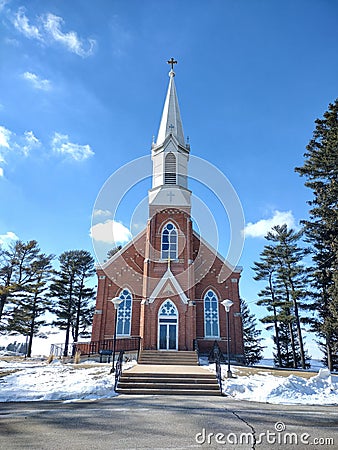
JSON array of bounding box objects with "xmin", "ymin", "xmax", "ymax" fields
[
  {"xmin": 0, "ymin": 294, "xmax": 6, "ymax": 322},
  {"xmin": 288, "ymin": 276, "xmax": 306, "ymax": 368},
  {"xmin": 269, "ymin": 274, "xmax": 282, "ymax": 367},
  {"xmin": 288, "ymin": 319, "xmax": 297, "ymax": 368},
  {"xmin": 27, "ymin": 292, "xmax": 38, "ymax": 358},
  {"xmin": 273, "ymin": 313, "xmax": 282, "ymax": 367},
  {"xmin": 64, "ymin": 280, "xmax": 73, "ymax": 357},
  {"xmin": 326, "ymin": 338, "xmax": 333, "ymax": 372}
]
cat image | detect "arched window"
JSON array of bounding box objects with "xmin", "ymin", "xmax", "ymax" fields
[
  {"xmin": 204, "ymin": 290, "xmax": 220, "ymax": 338},
  {"xmin": 116, "ymin": 289, "xmax": 132, "ymax": 336},
  {"xmin": 161, "ymin": 222, "xmax": 177, "ymax": 260},
  {"xmin": 164, "ymin": 152, "xmax": 176, "ymax": 184}
]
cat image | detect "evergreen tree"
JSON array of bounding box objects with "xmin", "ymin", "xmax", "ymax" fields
[
  {"xmin": 295, "ymin": 98, "xmax": 338, "ymax": 371},
  {"xmin": 253, "ymin": 225, "xmax": 310, "ymax": 368},
  {"xmin": 106, "ymin": 245, "xmax": 122, "ymax": 261},
  {"xmin": 0, "ymin": 240, "xmax": 44, "ymax": 332},
  {"xmin": 252, "ymin": 249, "xmax": 283, "ymax": 366},
  {"xmin": 240, "ymin": 299, "xmax": 264, "ymax": 365},
  {"xmin": 6, "ymin": 254, "xmax": 54, "ymax": 357},
  {"xmin": 274, "ymin": 319, "xmax": 294, "ymax": 368},
  {"xmin": 50, "ymin": 250, "xmax": 95, "ymax": 356},
  {"xmin": 267, "ymin": 225, "xmax": 310, "ymax": 368}
]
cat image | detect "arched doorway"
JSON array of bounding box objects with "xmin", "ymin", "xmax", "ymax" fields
[{"xmin": 158, "ymin": 300, "xmax": 178, "ymax": 350}]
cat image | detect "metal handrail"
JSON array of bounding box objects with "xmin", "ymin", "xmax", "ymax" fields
[
  {"xmin": 215, "ymin": 358, "xmax": 222, "ymax": 395},
  {"xmin": 209, "ymin": 341, "xmax": 226, "ymax": 395},
  {"xmin": 113, "ymin": 350, "xmax": 124, "ymax": 391},
  {"xmin": 193, "ymin": 339, "xmax": 200, "ymax": 365},
  {"xmin": 51, "ymin": 337, "xmax": 141, "ymax": 358}
]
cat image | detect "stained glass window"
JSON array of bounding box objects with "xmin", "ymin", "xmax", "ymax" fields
[
  {"xmin": 204, "ymin": 290, "xmax": 220, "ymax": 337},
  {"xmin": 116, "ymin": 289, "xmax": 132, "ymax": 336},
  {"xmin": 161, "ymin": 222, "xmax": 177, "ymax": 260}
]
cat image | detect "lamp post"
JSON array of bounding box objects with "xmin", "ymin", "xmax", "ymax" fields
[
  {"xmin": 110, "ymin": 297, "xmax": 123, "ymax": 373},
  {"xmin": 221, "ymin": 299, "xmax": 234, "ymax": 378}
]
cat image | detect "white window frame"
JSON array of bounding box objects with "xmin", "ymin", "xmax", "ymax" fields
[
  {"xmin": 161, "ymin": 222, "xmax": 178, "ymax": 260},
  {"xmin": 116, "ymin": 289, "xmax": 133, "ymax": 336},
  {"xmin": 203, "ymin": 289, "xmax": 220, "ymax": 338}
]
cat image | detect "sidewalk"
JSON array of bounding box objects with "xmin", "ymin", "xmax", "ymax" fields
[{"xmin": 124, "ymin": 363, "xmax": 213, "ymax": 375}]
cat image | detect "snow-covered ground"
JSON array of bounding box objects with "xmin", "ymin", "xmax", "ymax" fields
[
  {"xmin": 0, "ymin": 357, "xmax": 136, "ymax": 402},
  {"xmin": 0, "ymin": 355, "xmax": 337, "ymax": 405},
  {"xmin": 222, "ymin": 367, "xmax": 338, "ymax": 405}
]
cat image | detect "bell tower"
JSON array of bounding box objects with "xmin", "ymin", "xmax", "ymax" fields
[{"xmin": 148, "ymin": 58, "xmax": 191, "ymax": 217}]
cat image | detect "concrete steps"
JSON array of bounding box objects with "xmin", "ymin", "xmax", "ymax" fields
[
  {"xmin": 138, "ymin": 350, "xmax": 198, "ymax": 365},
  {"xmin": 116, "ymin": 371, "xmax": 220, "ymax": 396}
]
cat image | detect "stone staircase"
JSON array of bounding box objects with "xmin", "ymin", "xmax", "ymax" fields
[
  {"xmin": 116, "ymin": 351, "xmax": 220, "ymax": 395},
  {"xmin": 138, "ymin": 350, "xmax": 198, "ymax": 365}
]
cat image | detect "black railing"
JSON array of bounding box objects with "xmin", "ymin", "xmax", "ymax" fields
[
  {"xmin": 215, "ymin": 357, "xmax": 222, "ymax": 395},
  {"xmin": 113, "ymin": 350, "xmax": 124, "ymax": 391},
  {"xmin": 208, "ymin": 341, "xmax": 226, "ymax": 395},
  {"xmin": 193, "ymin": 339, "xmax": 200, "ymax": 365}
]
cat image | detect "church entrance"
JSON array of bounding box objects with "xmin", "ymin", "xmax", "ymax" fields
[{"xmin": 158, "ymin": 300, "xmax": 178, "ymax": 350}]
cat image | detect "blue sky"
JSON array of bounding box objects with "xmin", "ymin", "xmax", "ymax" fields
[{"xmin": 1, "ymin": 0, "xmax": 338, "ymax": 358}]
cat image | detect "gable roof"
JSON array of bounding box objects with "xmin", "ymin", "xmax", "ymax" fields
[
  {"xmin": 98, "ymin": 228, "xmax": 146, "ymax": 270},
  {"xmin": 193, "ymin": 229, "xmax": 242, "ymax": 274},
  {"xmin": 149, "ymin": 267, "xmax": 189, "ymax": 304}
]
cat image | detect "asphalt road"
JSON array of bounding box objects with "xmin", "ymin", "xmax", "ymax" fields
[{"xmin": 0, "ymin": 395, "xmax": 337, "ymax": 450}]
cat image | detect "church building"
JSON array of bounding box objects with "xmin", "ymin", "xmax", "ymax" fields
[{"xmin": 91, "ymin": 61, "xmax": 244, "ymax": 359}]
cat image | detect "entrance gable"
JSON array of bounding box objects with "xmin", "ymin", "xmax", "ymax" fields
[{"xmin": 148, "ymin": 267, "xmax": 189, "ymax": 304}]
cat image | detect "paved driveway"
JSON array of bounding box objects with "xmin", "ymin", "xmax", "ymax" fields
[{"xmin": 0, "ymin": 395, "xmax": 337, "ymax": 449}]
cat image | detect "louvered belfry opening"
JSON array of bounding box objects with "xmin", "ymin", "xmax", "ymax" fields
[{"xmin": 164, "ymin": 152, "xmax": 176, "ymax": 184}]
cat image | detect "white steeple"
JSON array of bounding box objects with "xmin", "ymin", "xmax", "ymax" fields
[
  {"xmin": 156, "ymin": 69, "xmax": 185, "ymax": 147},
  {"xmin": 149, "ymin": 59, "xmax": 191, "ymax": 216}
]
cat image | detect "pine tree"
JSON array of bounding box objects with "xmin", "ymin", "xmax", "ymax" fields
[
  {"xmin": 240, "ymin": 299, "xmax": 264, "ymax": 365},
  {"xmin": 6, "ymin": 254, "xmax": 54, "ymax": 357},
  {"xmin": 50, "ymin": 250, "xmax": 95, "ymax": 356},
  {"xmin": 106, "ymin": 245, "xmax": 122, "ymax": 261},
  {"xmin": 295, "ymin": 98, "xmax": 338, "ymax": 371},
  {"xmin": 0, "ymin": 240, "xmax": 44, "ymax": 332},
  {"xmin": 253, "ymin": 225, "xmax": 310, "ymax": 368},
  {"xmin": 253, "ymin": 248, "xmax": 283, "ymax": 366}
]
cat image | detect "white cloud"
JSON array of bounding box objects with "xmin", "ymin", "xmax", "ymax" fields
[
  {"xmin": 0, "ymin": 231, "xmax": 19, "ymax": 247},
  {"xmin": 12, "ymin": 8, "xmax": 96, "ymax": 58},
  {"xmin": 21, "ymin": 131, "xmax": 41, "ymax": 156},
  {"xmin": 0, "ymin": 126, "xmax": 41, "ymax": 175},
  {"xmin": 244, "ymin": 210, "xmax": 296, "ymax": 238},
  {"xmin": 0, "ymin": 125, "xmax": 12, "ymax": 149},
  {"xmin": 52, "ymin": 132, "xmax": 94, "ymax": 161},
  {"xmin": 43, "ymin": 13, "xmax": 95, "ymax": 57},
  {"xmin": 22, "ymin": 72, "xmax": 51, "ymax": 91},
  {"xmin": 93, "ymin": 209, "xmax": 112, "ymax": 218},
  {"xmin": 90, "ymin": 220, "xmax": 132, "ymax": 244},
  {"xmin": 13, "ymin": 7, "xmax": 42, "ymax": 40}
]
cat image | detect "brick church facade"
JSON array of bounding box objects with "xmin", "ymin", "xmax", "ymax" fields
[{"xmin": 91, "ymin": 63, "xmax": 244, "ymax": 359}]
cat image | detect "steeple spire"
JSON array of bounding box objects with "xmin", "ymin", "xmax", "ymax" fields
[{"xmin": 156, "ymin": 59, "xmax": 185, "ymax": 147}]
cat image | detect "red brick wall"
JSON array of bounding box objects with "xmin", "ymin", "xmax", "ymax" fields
[{"xmin": 90, "ymin": 209, "xmax": 244, "ymax": 357}]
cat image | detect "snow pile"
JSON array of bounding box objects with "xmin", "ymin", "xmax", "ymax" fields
[
  {"xmin": 223, "ymin": 368, "xmax": 338, "ymax": 405},
  {"xmin": 1, "ymin": 358, "xmax": 337, "ymax": 405},
  {"xmin": 0, "ymin": 359, "xmax": 118, "ymax": 402}
]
